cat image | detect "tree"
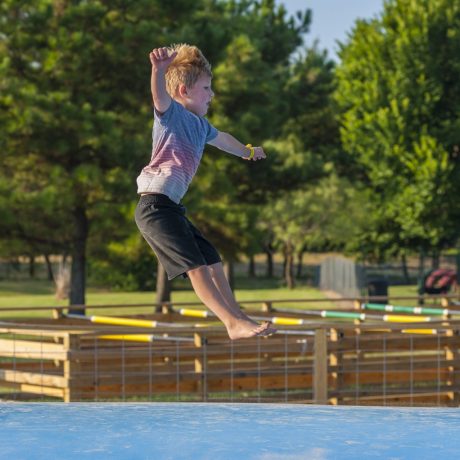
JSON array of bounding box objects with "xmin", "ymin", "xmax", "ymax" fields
[
  {"xmin": 0, "ymin": 0, "xmax": 196, "ymax": 309},
  {"xmin": 0, "ymin": 0, "xmax": 332, "ymax": 303},
  {"xmin": 335, "ymin": 0, "xmax": 460, "ymax": 262},
  {"xmin": 253, "ymin": 44, "xmax": 341, "ymax": 286},
  {"xmin": 184, "ymin": 0, "xmax": 312, "ymax": 273},
  {"xmin": 259, "ymin": 172, "xmax": 368, "ymax": 287}
]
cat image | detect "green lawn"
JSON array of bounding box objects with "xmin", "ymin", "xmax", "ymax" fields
[
  {"xmin": 0, "ymin": 276, "xmax": 427, "ymax": 321},
  {"xmin": 387, "ymin": 284, "xmax": 421, "ymax": 305},
  {"xmin": 0, "ymin": 277, "xmax": 339, "ymax": 319}
]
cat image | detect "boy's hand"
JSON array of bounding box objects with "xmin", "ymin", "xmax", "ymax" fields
[
  {"xmin": 149, "ymin": 47, "xmax": 178, "ymax": 71},
  {"xmin": 244, "ymin": 146, "xmax": 266, "ymax": 161},
  {"xmin": 149, "ymin": 47, "xmax": 176, "ymax": 113}
]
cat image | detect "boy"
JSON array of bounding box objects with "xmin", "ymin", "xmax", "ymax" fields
[{"xmin": 135, "ymin": 44, "xmax": 275, "ymax": 339}]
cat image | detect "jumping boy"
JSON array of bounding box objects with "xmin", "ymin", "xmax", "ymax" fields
[{"xmin": 135, "ymin": 44, "xmax": 276, "ymax": 339}]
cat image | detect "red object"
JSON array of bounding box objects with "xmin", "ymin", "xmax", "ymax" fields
[{"xmin": 424, "ymin": 268, "xmax": 457, "ymax": 293}]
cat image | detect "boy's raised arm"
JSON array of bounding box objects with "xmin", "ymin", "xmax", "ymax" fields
[{"xmin": 149, "ymin": 47, "xmax": 177, "ymax": 114}]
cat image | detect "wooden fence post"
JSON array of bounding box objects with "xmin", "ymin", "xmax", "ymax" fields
[
  {"xmin": 261, "ymin": 302, "xmax": 273, "ymax": 313},
  {"xmin": 329, "ymin": 328, "xmax": 342, "ymax": 405},
  {"xmin": 52, "ymin": 308, "xmax": 63, "ymax": 319},
  {"xmin": 63, "ymin": 333, "xmax": 81, "ymax": 402},
  {"xmin": 314, "ymin": 328, "xmax": 328, "ymax": 405},
  {"xmin": 161, "ymin": 303, "xmax": 173, "ymax": 315},
  {"xmin": 194, "ymin": 333, "xmax": 208, "ymax": 401},
  {"xmin": 444, "ymin": 329, "xmax": 459, "ymax": 405}
]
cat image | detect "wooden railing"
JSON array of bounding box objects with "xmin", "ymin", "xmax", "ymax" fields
[{"xmin": 0, "ymin": 293, "xmax": 459, "ymax": 405}]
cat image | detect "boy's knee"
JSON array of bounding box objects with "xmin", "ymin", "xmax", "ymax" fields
[
  {"xmin": 187, "ymin": 265, "xmax": 208, "ymax": 278},
  {"xmin": 207, "ymin": 262, "xmax": 224, "ymax": 277}
]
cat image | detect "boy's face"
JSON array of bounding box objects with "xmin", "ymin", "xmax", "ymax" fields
[{"xmin": 182, "ymin": 74, "xmax": 214, "ymax": 117}]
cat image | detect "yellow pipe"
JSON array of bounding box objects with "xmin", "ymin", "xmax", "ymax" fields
[
  {"xmin": 383, "ymin": 315, "xmax": 431, "ymax": 323},
  {"xmin": 179, "ymin": 309, "xmax": 210, "ymax": 318},
  {"xmin": 271, "ymin": 317, "xmax": 304, "ymax": 326},
  {"xmin": 401, "ymin": 329, "xmax": 437, "ymax": 335},
  {"xmin": 91, "ymin": 315, "xmax": 157, "ymax": 328},
  {"xmin": 99, "ymin": 334, "xmax": 152, "ymax": 342}
]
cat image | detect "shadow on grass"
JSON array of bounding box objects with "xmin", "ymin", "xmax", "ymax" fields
[{"xmin": 0, "ymin": 279, "xmax": 55, "ymax": 296}]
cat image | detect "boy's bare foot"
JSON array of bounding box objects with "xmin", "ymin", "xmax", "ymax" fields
[
  {"xmin": 243, "ymin": 315, "xmax": 277, "ymax": 336},
  {"xmin": 227, "ymin": 320, "xmax": 273, "ymax": 340}
]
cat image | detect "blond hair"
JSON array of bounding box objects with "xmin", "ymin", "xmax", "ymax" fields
[{"xmin": 165, "ymin": 44, "xmax": 212, "ymax": 97}]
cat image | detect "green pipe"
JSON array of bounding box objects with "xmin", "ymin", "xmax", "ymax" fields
[
  {"xmin": 321, "ymin": 311, "xmax": 365, "ymax": 320},
  {"xmin": 363, "ymin": 303, "xmax": 448, "ymax": 316}
]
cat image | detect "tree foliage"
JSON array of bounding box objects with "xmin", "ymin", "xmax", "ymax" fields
[
  {"xmin": 0, "ymin": 0, "xmax": 343, "ymax": 295},
  {"xmin": 0, "ymin": 0, "xmax": 192, "ymax": 305},
  {"xmin": 335, "ymin": 0, "xmax": 460, "ymax": 261}
]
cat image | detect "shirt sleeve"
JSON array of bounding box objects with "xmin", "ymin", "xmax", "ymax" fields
[
  {"xmin": 205, "ymin": 121, "xmax": 218, "ymax": 143},
  {"xmin": 153, "ymin": 99, "xmax": 177, "ymax": 125}
]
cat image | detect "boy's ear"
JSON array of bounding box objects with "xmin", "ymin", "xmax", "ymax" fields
[{"xmin": 178, "ymin": 84, "xmax": 188, "ymax": 97}]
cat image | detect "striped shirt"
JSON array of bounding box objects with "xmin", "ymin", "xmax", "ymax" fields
[{"xmin": 136, "ymin": 100, "xmax": 218, "ymax": 203}]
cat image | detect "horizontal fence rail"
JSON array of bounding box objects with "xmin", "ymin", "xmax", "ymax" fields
[{"xmin": 0, "ymin": 292, "xmax": 459, "ymax": 315}]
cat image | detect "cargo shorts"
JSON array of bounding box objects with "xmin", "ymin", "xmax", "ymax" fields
[{"xmin": 135, "ymin": 194, "xmax": 221, "ymax": 280}]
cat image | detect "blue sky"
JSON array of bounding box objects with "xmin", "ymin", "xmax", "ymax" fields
[{"xmin": 280, "ymin": 0, "xmax": 384, "ymax": 60}]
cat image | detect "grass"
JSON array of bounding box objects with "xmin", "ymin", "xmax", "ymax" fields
[
  {"xmin": 0, "ymin": 274, "xmax": 428, "ymax": 321},
  {"xmin": 0, "ymin": 276, "xmax": 338, "ymax": 319},
  {"xmin": 387, "ymin": 284, "xmax": 421, "ymax": 305}
]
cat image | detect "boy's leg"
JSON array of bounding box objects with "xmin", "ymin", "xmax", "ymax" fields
[
  {"xmin": 187, "ymin": 265, "xmax": 271, "ymax": 340},
  {"xmin": 208, "ymin": 262, "xmax": 256, "ymax": 320},
  {"xmin": 208, "ymin": 262, "xmax": 277, "ymax": 335}
]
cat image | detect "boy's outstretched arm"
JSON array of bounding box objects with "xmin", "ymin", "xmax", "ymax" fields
[
  {"xmin": 208, "ymin": 131, "xmax": 266, "ymax": 161},
  {"xmin": 149, "ymin": 47, "xmax": 177, "ymax": 114}
]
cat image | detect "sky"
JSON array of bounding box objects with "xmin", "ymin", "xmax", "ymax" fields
[{"xmin": 280, "ymin": 0, "xmax": 385, "ymax": 61}]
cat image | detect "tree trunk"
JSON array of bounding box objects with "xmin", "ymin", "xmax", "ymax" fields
[
  {"xmin": 418, "ymin": 249, "xmax": 426, "ymax": 281},
  {"xmin": 248, "ymin": 255, "xmax": 256, "ymax": 278},
  {"xmin": 296, "ymin": 250, "xmax": 304, "ymax": 279},
  {"xmin": 28, "ymin": 255, "xmax": 35, "ymax": 278},
  {"xmin": 401, "ymin": 253, "xmax": 410, "ymax": 284},
  {"xmin": 417, "ymin": 249, "xmax": 427, "ymax": 303},
  {"xmin": 265, "ymin": 248, "xmax": 274, "ymax": 278},
  {"xmin": 456, "ymin": 249, "xmax": 460, "ymax": 292},
  {"xmin": 284, "ymin": 242, "xmax": 295, "ymax": 289},
  {"xmin": 282, "ymin": 254, "xmax": 287, "ymax": 281},
  {"xmin": 69, "ymin": 206, "xmax": 88, "ymax": 314},
  {"xmin": 432, "ymin": 251, "xmax": 440, "ymax": 269},
  {"xmin": 44, "ymin": 253, "xmax": 54, "ymax": 281},
  {"xmin": 155, "ymin": 263, "xmax": 171, "ymax": 312},
  {"xmin": 224, "ymin": 260, "xmax": 235, "ymax": 292}
]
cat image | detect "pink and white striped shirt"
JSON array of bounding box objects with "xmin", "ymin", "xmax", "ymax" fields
[{"xmin": 136, "ymin": 100, "xmax": 218, "ymax": 203}]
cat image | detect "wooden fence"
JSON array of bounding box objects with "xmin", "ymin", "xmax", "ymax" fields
[{"xmin": 1, "ymin": 294, "xmax": 459, "ymax": 405}]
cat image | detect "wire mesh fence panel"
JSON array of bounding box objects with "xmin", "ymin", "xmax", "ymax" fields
[{"xmin": 1, "ymin": 317, "xmax": 459, "ymax": 405}]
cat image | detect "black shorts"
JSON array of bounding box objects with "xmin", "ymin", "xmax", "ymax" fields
[{"xmin": 135, "ymin": 194, "xmax": 221, "ymax": 280}]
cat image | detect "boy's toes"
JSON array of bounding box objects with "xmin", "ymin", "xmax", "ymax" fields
[
  {"xmin": 254, "ymin": 321, "xmax": 276, "ymax": 336},
  {"xmin": 257, "ymin": 326, "xmax": 277, "ymax": 337}
]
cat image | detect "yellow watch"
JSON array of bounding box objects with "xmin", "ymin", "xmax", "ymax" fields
[{"xmin": 246, "ymin": 144, "xmax": 255, "ymax": 159}]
